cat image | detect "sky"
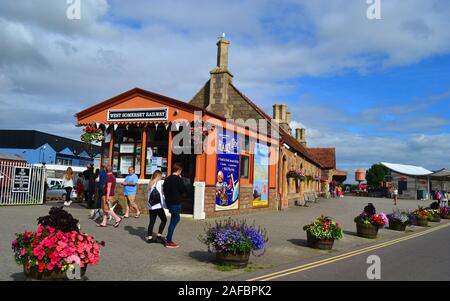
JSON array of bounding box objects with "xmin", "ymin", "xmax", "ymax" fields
[{"xmin": 0, "ymin": 0, "xmax": 449, "ymax": 182}]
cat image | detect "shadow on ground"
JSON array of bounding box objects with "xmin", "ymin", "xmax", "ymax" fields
[
  {"xmin": 188, "ymin": 250, "xmax": 216, "ymax": 264},
  {"xmin": 287, "ymin": 238, "xmax": 309, "ymax": 247},
  {"xmin": 124, "ymin": 225, "xmax": 147, "ymax": 242}
]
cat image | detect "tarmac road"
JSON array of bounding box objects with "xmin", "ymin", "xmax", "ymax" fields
[{"xmin": 243, "ymin": 222, "xmax": 450, "ymax": 281}]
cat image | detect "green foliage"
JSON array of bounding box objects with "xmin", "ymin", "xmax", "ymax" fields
[
  {"xmin": 365, "ymin": 164, "xmax": 389, "ymax": 188},
  {"xmin": 303, "ymin": 215, "xmax": 343, "ymax": 240}
]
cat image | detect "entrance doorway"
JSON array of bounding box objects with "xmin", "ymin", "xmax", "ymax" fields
[{"xmin": 171, "ymin": 153, "xmax": 196, "ymax": 214}]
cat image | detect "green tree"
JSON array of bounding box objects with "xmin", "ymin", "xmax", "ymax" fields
[{"xmin": 365, "ymin": 164, "xmax": 389, "ymax": 188}]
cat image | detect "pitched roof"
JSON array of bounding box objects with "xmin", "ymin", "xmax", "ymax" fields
[
  {"xmin": 0, "ymin": 130, "xmax": 100, "ymax": 157},
  {"xmin": 229, "ymin": 84, "xmax": 323, "ymax": 167},
  {"xmin": 0, "ymin": 153, "xmax": 26, "ymax": 162},
  {"xmin": 308, "ymin": 148, "xmax": 336, "ymax": 169},
  {"xmin": 381, "ymin": 162, "xmax": 433, "ymax": 176},
  {"xmin": 76, "ymin": 87, "xmax": 226, "ymax": 122}
]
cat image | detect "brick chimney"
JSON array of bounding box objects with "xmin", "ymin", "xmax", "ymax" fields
[
  {"xmin": 295, "ymin": 128, "xmax": 307, "ymax": 147},
  {"xmin": 272, "ymin": 104, "xmax": 291, "ymax": 133},
  {"xmin": 207, "ymin": 35, "xmax": 234, "ymax": 118}
]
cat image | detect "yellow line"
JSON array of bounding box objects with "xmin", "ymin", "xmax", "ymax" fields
[{"xmin": 247, "ymin": 222, "xmax": 450, "ymax": 281}]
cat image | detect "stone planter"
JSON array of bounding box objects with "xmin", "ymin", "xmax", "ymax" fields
[
  {"xmin": 356, "ymin": 223, "xmax": 379, "ymax": 239},
  {"xmin": 306, "ymin": 231, "xmax": 334, "ymax": 250},
  {"xmin": 216, "ymin": 252, "xmax": 250, "ymax": 268},
  {"xmin": 388, "ymin": 220, "xmax": 407, "ymax": 232},
  {"xmin": 23, "ymin": 265, "xmax": 87, "ymax": 281},
  {"xmin": 416, "ymin": 216, "xmax": 429, "ymax": 227},
  {"xmin": 429, "ymin": 215, "xmax": 441, "ymax": 223}
]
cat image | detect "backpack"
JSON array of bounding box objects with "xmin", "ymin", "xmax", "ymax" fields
[{"xmin": 148, "ymin": 185, "xmax": 161, "ymax": 207}]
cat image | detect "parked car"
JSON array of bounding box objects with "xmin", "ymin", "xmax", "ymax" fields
[
  {"xmin": 46, "ymin": 184, "xmax": 77, "ymax": 200},
  {"xmin": 47, "ymin": 178, "xmax": 63, "ymax": 188}
]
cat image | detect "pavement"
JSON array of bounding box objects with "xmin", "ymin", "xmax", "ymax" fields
[{"xmin": 0, "ymin": 195, "xmax": 443, "ymax": 281}]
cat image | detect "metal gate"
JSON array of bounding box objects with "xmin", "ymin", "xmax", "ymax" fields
[{"xmin": 0, "ymin": 161, "xmax": 46, "ymax": 205}]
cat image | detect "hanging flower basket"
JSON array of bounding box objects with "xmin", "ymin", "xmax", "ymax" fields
[
  {"xmin": 287, "ymin": 170, "xmax": 305, "ymax": 181},
  {"xmin": 80, "ymin": 126, "xmax": 104, "ymax": 144}
]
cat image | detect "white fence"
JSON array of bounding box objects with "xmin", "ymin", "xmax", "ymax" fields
[{"xmin": 0, "ymin": 161, "xmax": 46, "ymax": 205}]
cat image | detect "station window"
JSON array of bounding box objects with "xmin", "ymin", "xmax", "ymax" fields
[
  {"xmin": 145, "ymin": 125, "xmax": 169, "ymax": 178},
  {"xmin": 113, "ymin": 126, "xmax": 142, "ymax": 177},
  {"xmin": 240, "ymin": 155, "xmax": 249, "ymax": 179}
]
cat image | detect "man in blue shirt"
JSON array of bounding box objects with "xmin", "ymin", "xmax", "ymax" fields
[{"xmin": 121, "ymin": 166, "xmax": 141, "ymax": 218}]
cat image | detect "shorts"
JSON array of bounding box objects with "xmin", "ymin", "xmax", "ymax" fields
[
  {"xmin": 125, "ymin": 194, "xmax": 137, "ymax": 207},
  {"xmin": 102, "ymin": 195, "xmax": 114, "ymax": 211}
]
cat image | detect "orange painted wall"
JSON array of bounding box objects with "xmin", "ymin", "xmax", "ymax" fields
[{"xmin": 77, "ymin": 95, "xmax": 195, "ymax": 125}]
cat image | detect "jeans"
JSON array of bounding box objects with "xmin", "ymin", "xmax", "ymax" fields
[
  {"xmin": 64, "ymin": 187, "xmax": 72, "ymax": 202},
  {"xmin": 166, "ymin": 204, "xmax": 182, "ymax": 243}
]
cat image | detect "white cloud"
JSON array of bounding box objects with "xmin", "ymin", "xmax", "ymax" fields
[{"xmin": 0, "ymin": 0, "xmax": 449, "ymax": 175}]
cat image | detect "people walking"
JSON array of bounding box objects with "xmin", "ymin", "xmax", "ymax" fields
[
  {"xmin": 121, "ymin": 166, "xmax": 141, "ymax": 218},
  {"xmin": 146, "ymin": 170, "xmax": 167, "ymax": 244},
  {"xmin": 393, "ymin": 186, "xmax": 398, "ymax": 206},
  {"xmin": 62, "ymin": 167, "xmax": 74, "ymax": 206},
  {"xmin": 162, "ymin": 163, "xmax": 187, "ymax": 249},
  {"xmin": 97, "ymin": 166, "xmax": 122, "ymax": 228},
  {"xmin": 90, "ymin": 166, "xmax": 107, "ymax": 220},
  {"xmin": 75, "ymin": 173, "xmax": 85, "ymax": 203}
]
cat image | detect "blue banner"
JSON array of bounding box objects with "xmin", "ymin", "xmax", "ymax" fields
[{"xmin": 215, "ymin": 131, "xmax": 240, "ymax": 211}]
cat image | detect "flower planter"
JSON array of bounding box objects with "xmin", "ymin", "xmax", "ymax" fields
[
  {"xmin": 416, "ymin": 216, "xmax": 429, "ymax": 227},
  {"xmin": 306, "ymin": 231, "xmax": 334, "ymax": 250},
  {"xmin": 23, "ymin": 265, "xmax": 87, "ymax": 281},
  {"xmin": 356, "ymin": 223, "xmax": 379, "ymax": 239},
  {"xmin": 429, "ymin": 215, "xmax": 441, "ymax": 223},
  {"xmin": 441, "ymin": 214, "xmax": 450, "ymax": 220},
  {"xmin": 388, "ymin": 220, "xmax": 407, "ymax": 232},
  {"xmin": 216, "ymin": 252, "xmax": 250, "ymax": 268}
]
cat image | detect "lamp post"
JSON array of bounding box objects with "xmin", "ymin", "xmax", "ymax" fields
[{"xmin": 38, "ymin": 145, "xmax": 47, "ymax": 164}]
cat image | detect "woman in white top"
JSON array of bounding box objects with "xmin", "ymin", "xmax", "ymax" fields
[
  {"xmin": 62, "ymin": 167, "xmax": 74, "ymax": 206},
  {"xmin": 146, "ymin": 170, "xmax": 167, "ymax": 244}
]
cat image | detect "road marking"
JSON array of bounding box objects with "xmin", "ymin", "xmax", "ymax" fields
[{"xmin": 247, "ymin": 222, "xmax": 450, "ymax": 281}]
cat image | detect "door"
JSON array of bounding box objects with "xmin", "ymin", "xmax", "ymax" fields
[{"xmin": 171, "ymin": 153, "xmax": 196, "ymax": 214}]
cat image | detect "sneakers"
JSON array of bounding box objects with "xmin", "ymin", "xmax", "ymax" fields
[
  {"xmin": 156, "ymin": 236, "xmax": 167, "ymax": 244},
  {"xmin": 164, "ymin": 242, "xmax": 179, "ymax": 249},
  {"xmin": 64, "ymin": 201, "xmax": 72, "ymax": 206}
]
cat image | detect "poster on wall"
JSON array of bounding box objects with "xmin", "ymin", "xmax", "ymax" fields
[
  {"xmin": 120, "ymin": 155, "xmax": 134, "ymax": 175},
  {"xmin": 253, "ymin": 142, "xmax": 269, "ymax": 208},
  {"xmin": 12, "ymin": 167, "xmax": 31, "ymax": 193},
  {"xmin": 215, "ymin": 131, "xmax": 240, "ymax": 211}
]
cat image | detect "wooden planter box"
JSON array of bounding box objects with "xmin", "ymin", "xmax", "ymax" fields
[
  {"xmin": 306, "ymin": 231, "xmax": 335, "ymax": 250},
  {"xmin": 216, "ymin": 252, "xmax": 250, "ymax": 268},
  {"xmin": 23, "ymin": 265, "xmax": 87, "ymax": 281},
  {"xmin": 441, "ymin": 214, "xmax": 450, "ymax": 220},
  {"xmin": 416, "ymin": 216, "xmax": 429, "ymax": 227},
  {"xmin": 388, "ymin": 219, "xmax": 407, "ymax": 232},
  {"xmin": 356, "ymin": 223, "xmax": 379, "ymax": 239}
]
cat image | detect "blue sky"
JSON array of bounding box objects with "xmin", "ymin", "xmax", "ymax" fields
[{"xmin": 0, "ymin": 0, "xmax": 449, "ymax": 180}]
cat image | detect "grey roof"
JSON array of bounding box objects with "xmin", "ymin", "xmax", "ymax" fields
[
  {"xmin": 0, "ymin": 153, "xmax": 26, "ymax": 161},
  {"xmin": 381, "ymin": 162, "xmax": 433, "ymax": 176},
  {"xmin": 430, "ymin": 169, "xmax": 450, "ymax": 178}
]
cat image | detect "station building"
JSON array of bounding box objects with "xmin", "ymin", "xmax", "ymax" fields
[{"xmin": 75, "ymin": 37, "xmax": 345, "ymax": 218}]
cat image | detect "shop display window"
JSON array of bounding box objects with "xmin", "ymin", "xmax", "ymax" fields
[
  {"xmin": 112, "ymin": 126, "xmax": 142, "ymax": 177},
  {"xmin": 145, "ymin": 125, "xmax": 169, "ymax": 178}
]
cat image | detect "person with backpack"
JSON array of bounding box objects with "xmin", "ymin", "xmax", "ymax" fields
[
  {"xmin": 146, "ymin": 170, "xmax": 167, "ymax": 244},
  {"xmin": 162, "ymin": 163, "xmax": 187, "ymax": 249}
]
